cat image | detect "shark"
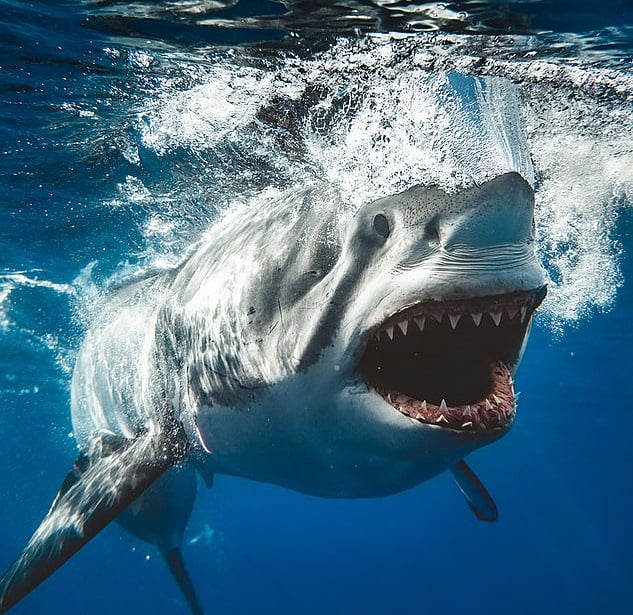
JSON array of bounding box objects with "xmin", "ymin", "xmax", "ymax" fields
[{"xmin": 0, "ymin": 171, "xmax": 546, "ymax": 613}]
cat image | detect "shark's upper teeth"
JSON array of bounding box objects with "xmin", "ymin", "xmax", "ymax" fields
[
  {"xmin": 448, "ymin": 313, "xmax": 461, "ymax": 329},
  {"xmin": 371, "ymin": 292, "xmax": 538, "ymax": 341},
  {"xmin": 431, "ymin": 311, "xmax": 443, "ymax": 324}
]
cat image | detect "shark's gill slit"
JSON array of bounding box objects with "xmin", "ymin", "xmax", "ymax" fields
[{"xmin": 359, "ymin": 288, "xmax": 546, "ymax": 431}]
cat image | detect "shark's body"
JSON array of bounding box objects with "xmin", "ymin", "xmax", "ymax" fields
[{"xmin": 0, "ymin": 172, "xmax": 546, "ymax": 613}]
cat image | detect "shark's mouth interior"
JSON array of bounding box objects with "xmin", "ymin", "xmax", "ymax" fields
[{"xmin": 359, "ymin": 288, "xmax": 546, "ymax": 432}]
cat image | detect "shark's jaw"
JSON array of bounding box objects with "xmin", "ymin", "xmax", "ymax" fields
[{"xmin": 359, "ymin": 287, "xmax": 547, "ymax": 433}]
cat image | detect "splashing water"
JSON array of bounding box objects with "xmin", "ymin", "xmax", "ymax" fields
[{"xmin": 94, "ymin": 36, "xmax": 632, "ymax": 333}]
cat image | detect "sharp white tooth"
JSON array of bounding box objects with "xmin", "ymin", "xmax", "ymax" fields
[
  {"xmin": 440, "ymin": 399, "xmax": 448, "ymax": 412},
  {"xmin": 462, "ymin": 405, "xmax": 472, "ymax": 417},
  {"xmin": 436, "ymin": 414, "xmax": 448, "ymax": 424},
  {"xmin": 387, "ymin": 393, "xmax": 393, "ymax": 403},
  {"xmin": 432, "ymin": 311, "xmax": 443, "ymax": 324},
  {"xmin": 520, "ymin": 305, "xmax": 528, "ymax": 322},
  {"xmin": 421, "ymin": 400, "xmax": 427, "ymax": 411},
  {"xmin": 492, "ymin": 394, "xmax": 501, "ymax": 404},
  {"xmin": 472, "ymin": 312, "xmax": 482, "ymax": 326},
  {"xmin": 507, "ymin": 306, "xmax": 519, "ymax": 320},
  {"xmin": 448, "ymin": 313, "xmax": 461, "ymax": 329},
  {"xmin": 490, "ymin": 311, "xmax": 502, "ymax": 326},
  {"xmin": 485, "ymin": 399, "xmax": 493, "ymax": 411},
  {"xmin": 461, "ymin": 421, "xmax": 473, "ymax": 428},
  {"xmin": 399, "ymin": 320, "xmax": 408, "ymax": 336},
  {"xmin": 386, "ymin": 325, "xmax": 394, "ymax": 340},
  {"xmin": 415, "ymin": 316, "xmax": 425, "ymax": 332}
]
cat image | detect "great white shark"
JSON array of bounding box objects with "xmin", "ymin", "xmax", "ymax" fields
[{"xmin": 0, "ymin": 172, "xmax": 546, "ymax": 613}]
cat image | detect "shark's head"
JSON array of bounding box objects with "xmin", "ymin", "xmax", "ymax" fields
[
  {"xmin": 338, "ymin": 171, "xmax": 546, "ymax": 431},
  {"xmin": 319, "ymin": 172, "xmax": 546, "ymax": 491},
  {"xmin": 173, "ymin": 172, "xmax": 546, "ymax": 497}
]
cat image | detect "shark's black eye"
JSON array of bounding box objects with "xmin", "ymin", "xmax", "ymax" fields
[{"xmin": 373, "ymin": 213, "xmax": 390, "ymax": 239}]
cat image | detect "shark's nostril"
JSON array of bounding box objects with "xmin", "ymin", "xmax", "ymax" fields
[{"xmin": 424, "ymin": 217, "xmax": 440, "ymax": 241}]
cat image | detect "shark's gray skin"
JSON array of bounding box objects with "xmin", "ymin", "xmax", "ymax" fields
[{"xmin": 0, "ymin": 172, "xmax": 546, "ymax": 613}]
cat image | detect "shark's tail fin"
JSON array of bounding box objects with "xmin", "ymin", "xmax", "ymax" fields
[
  {"xmin": 162, "ymin": 547, "xmax": 206, "ymax": 615},
  {"xmin": 0, "ymin": 425, "xmax": 188, "ymax": 614},
  {"xmin": 115, "ymin": 458, "xmax": 205, "ymax": 615}
]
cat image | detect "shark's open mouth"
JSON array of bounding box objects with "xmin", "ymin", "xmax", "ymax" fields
[{"xmin": 359, "ymin": 288, "xmax": 546, "ymax": 432}]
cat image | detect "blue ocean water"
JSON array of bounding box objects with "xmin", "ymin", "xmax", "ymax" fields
[{"xmin": 1, "ymin": 1, "xmax": 632, "ymax": 614}]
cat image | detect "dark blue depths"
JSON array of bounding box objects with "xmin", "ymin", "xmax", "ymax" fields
[{"xmin": 0, "ymin": 2, "xmax": 632, "ymax": 614}]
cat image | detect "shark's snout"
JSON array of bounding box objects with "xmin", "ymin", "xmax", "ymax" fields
[{"xmin": 440, "ymin": 172, "xmax": 535, "ymax": 250}]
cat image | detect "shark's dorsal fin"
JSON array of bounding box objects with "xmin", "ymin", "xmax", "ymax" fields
[
  {"xmin": 0, "ymin": 421, "xmax": 188, "ymax": 614},
  {"xmin": 450, "ymin": 460, "xmax": 499, "ymax": 522}
]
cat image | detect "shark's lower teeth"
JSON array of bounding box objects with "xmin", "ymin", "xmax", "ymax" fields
[{"xmin": 377, "ymin": 362, "xmax": 515, "ymax": 431}]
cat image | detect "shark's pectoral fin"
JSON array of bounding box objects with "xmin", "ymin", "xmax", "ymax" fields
[
  {"xmin": 0, "ymin": 422, "xmax": 188, "ymax": 614},
  {"xmin": 161, "ymin": 547, "xmax": 205, "ymax": 615},
  {"xmin": 192, "ymin": 455, "xmax": 214, "ymax": 489},
  {"xmin": 450, "ymin": 460, "xmax": 498, "ymax": 522}
]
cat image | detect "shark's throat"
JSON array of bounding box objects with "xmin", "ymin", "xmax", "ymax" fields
[{"xmin": 359, "ymin": 288, "xmax": 546, "ymax": 432}]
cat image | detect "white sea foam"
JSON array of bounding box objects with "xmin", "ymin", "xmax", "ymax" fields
[{"xmin": 138, "ymin": 66, "xmax": 276, "ymax": 156}]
